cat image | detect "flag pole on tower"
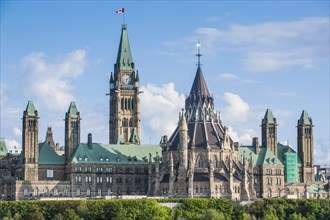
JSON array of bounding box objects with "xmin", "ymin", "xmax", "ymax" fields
[{"xmin": 116, "ymin": 8, "xmax": 125, "ymax": 24}]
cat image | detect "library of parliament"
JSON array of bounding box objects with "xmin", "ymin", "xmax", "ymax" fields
[{"xmin": 0, "ymin": 23, "xmax": 328, "ymax": 201}]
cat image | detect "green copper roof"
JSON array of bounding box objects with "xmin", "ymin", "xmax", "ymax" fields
[
  {"xmin": 26, "ymin": 101, "xmax": 36, "ymax": 116},
  {"xmin": 38, "ymin": 142, "xmax": 65, "ymax": 165},
  {"xmin": 67, "ymin": 102, "xmax": 79, "ymax": 117},
  {"xmin": 0, "ymin": 138, "xmax": 8, "ymax": 156},
  {"xmin": 71, "ymin": 143, "xmax": 161, "ymax": 164},
  {"xmin": 310, "ymin": 184, "xmax": 327, "ymax": 193},
  {"xmin": 263, "ymin": 109, "xmax": 275, "ymax": 123},
  {"xmin": 240, "ymin": 143, "xmax": 303, "ymax": 167},
  {"xmin": 116, "ymin": 24, "xmax": 134, "ymax": 71},
  {"xmin": 298, "ymin": 110, "xmax": 311, "ymax": 125}
]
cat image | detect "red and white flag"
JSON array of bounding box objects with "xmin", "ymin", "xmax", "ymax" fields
[{"xmin": 116, "ymin": 8, "xmax": 125, "ymax": 14}]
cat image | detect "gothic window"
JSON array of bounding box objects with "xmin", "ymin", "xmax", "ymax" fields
[
  {"xmin": 125, "ymin": 98, "xmax": 128, "ymax": 110},
  {"xmin": 195, "ymin": 185, "xmax": 198, "ymax": 193},
  {"xmin": 268, "ymin": 188, "xmax": 272, "ymax": 197},
  {"xmin": 44, "ymin": 187, "xmax": 49, "ymax": 196},
  {"xmin": 237, "ymin": 187, "xmax": 240, "ymax": 193},
  {"xmin": 53, "ymin": 187, "xmax": 58, "ymax": 196},
  {"xmin": 277, "ymin": 188, "xmax": 281, "ymax": 197},
  {"xmin": 128, "ymin": 98, "xmax": 131, "ymax": 110},
  {"xmin": 34, "ymin": 187, "xmax": 38, "ymax": 197},
  {"xmin": 204, "ymin": 185, "xmax": 207, "ymax": 193},
  {"xmin": 98, "ymin": 188, "xmax": 102, "ymax": 197},
  {"xmin": 200, "ymin": 186, "xmax": 203, "ymax": 193},
  {"xmin": 76, "ymin": 187, "xmax": 81, "ymax": 197},
  {"xmin": 108, "ymin": 188, "xmax": 112, "ymax": 196},
  {"xmin": 64, "ymin": 187, "xmax": 68, "ymax": 197},
  {"xmin": 196, "ymin": 154, "xmax": 206, "ymax": 168},
  {"xmin": 87, "ymin": 187, "xmax": 91, "ymax": 197},
  {"xmin": 121, "ymin": 99, "xmax": 124, "ymax": 110},
  {"xmin": 23, "ymin": 187, "xmax": 28, "ymax": 197},
  {"xmin": 213, "ymin": 155, "xmax": 218, "ymax": 168},
  {"xmin": 129, "ymin": 118, "xmax": 134, "ymax": 127},
  {"xmin": 132, "ymin": 99, "xmax": 134, "ymax": 110},
  {"xmin": 234, "ymin": 186, "xmax": 237, "ymax": 193}
]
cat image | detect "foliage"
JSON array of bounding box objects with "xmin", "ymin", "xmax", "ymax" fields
[{"xmin": 0, "ymin": 198, "xmax": 329, "ymax": 220}]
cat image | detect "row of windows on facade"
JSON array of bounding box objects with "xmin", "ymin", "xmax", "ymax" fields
[
  {"xmin": 254, "ymin": 169, "xmax": 282, "ymax": 175},
  {"xmin": 267, "ymin": 188, "xmax": 303, "ymax": 197},
  {"xmin": 75, "ymin": 156, "xmax": 139, "ymax": 163},
  {"xmin": 74, "ymin": 187, "xmax": 142, "ymax": 197},
  {"xmin": 23, "ymin": 186, "xmax": 142, "ymax": 198},
  {"xmin": 73, "ymin": 166, "xmax": 148, "ymax": 173},
  {"xmin": 121, "ymin": 98, "xmax": 135, "ymax": 112},
  {"xmin": 23, "ymin": 186, "xmax": 67, "ymax": 197},
  {"xmin": 74, "ymin": 175, "xmax": 147, "ymax": 184}
]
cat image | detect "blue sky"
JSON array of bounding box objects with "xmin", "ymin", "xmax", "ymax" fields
[{"xmin": 1, "ymin": 1, "xmax": 329, "ymax": 165}]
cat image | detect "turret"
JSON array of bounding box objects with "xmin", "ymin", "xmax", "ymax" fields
[
  {"xmin": 261, "ymin": 109, "xmax": 278, "ymax": 157},
  {"xmin": 178, "ymin": 109, "xmax": 188, "ymax": 171},
  {"xmin": 297, "ymin": 110, "xmax": 314, "ymax": 182},
  {"xmin": 22, "ymin": 101, "xmax": 39, "ymax": 181},
  {"xmin": 65, "ymin": 102, "xmax": 80, "ymax": 164}
]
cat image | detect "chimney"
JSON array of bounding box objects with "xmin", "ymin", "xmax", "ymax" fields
[
  {"xmin": 87, "ymin": 133, "xmax": 92, "ymax": 149},
  {"xmin": 252, "ymin": 137, "xmax": 259, "ymax": 154}
]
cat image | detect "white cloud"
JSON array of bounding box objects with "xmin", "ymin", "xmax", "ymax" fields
[
  {"xmin": 13, "ymin": 127, "xmax": 21, "ymax": 137},
  {"xmin": 217, "ymin": 73, "xmax": 257, "ymax": 84},
  {"xmin": 20, "ymin": 49, "xmax": 87, "ymax": 111},
  {"xmin": 140, "ymin": 83, "xmax": 185, "ymax": 144},
  {"xmin": 193, "ymin": 17, "xmax": 329, "ymax": 72},
  {"xmin": 206, "ymin": 16, "xmax": 221, "ymax": 22},
  {"xmin": 221, "ymin": 92, "xmax": 250, "ymax": 123}
]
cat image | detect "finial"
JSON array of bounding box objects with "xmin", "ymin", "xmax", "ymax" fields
[{"xmin": 196, "ymin": 40, "xmax": 202, "ymax": 67}]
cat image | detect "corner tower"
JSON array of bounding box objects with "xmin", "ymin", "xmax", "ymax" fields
[
  {"xmin": 261, "ymin": 109, "xmax": 278, "ymax": 157},
  {"xmin": 22, "ymin": 101, "xmax": 39, "ymax": 181},
  {"xmin": 297, "ymin": 110, "xmax": 314, "ymax": 182},
  {"xmin": 65, "ymin": 102, "xmax": 80, "ymax": 164},
  {"xmin": 109, "ymin": 24, "xmax": 140, "ymax": 144}
]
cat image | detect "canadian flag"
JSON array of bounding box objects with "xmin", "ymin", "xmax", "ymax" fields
[{"xmin": 116, "ymin": 8, "xmax": 125, "ymax": 14}]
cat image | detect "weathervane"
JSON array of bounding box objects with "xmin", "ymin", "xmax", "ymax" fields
[{"xmin": 196, "ymin": 40, "xmax": 202, "ymax": 67}]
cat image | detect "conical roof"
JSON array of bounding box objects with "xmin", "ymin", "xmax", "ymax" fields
[
  {"xmin": 189, "ymin": 66, "xmax": 210, "ymax": 97},
  {"xmin": 263, "ymin": 109, "xmax": 275, "ymax": 123},
  {"xmin": 25, "ymin": 101, "xmax": 36, "ymax": 116},
  {"xmin": 298, "ymin": 110, "xmax": 311, "ymax": 125},
  {"xmin": 67, "ymin": 102, "xmax": 79, "ymax": 117},
  {"xmin": 116, "ymin": 24, "xmax": 134, "ymax": 71}
]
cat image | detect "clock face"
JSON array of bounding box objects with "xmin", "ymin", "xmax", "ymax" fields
[{"xmin": 122, "ymin": 75, "xmax": 131, "ymax": 85}]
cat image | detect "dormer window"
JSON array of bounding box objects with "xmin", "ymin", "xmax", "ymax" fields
[
  {"xmin": 117, "ymin": 158, "xmax": 121, "ymax": 162},
  {"xmin": 100, "ymin": 157, "xmax": 103, "ymax": 162},
  {"xmin": 105, "ymin": 157, "xmax": 109, "ymax": 162},
  {"xmin": 84, "ymin": 156, "xmax": 88, "ymax": 161},
  {"xmin": 78, "ymin": 156, "xmax": 82, "ymax": 161}
]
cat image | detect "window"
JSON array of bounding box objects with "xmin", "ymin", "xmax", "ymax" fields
[
  {"xmin": 105, "ymin": 157, "xmax": 109, "ymax": 162},
  {"xmin": 76, "ymin": 187, "xmax": 81, "ymax": 197},
  {"xmin": 44, "ymin": 187, "xmax": 49, "ymax": 196},
  {"xmin": 98, "ymin": 188, "xmax": 102, "ymax": 196},
  {"xmin": 23, "ymin": 187, "xmax": 28, "ymax": 197},
  {"xmin": 87, "ymin": 187, "xmax": 91, "ymax": 197},
  {"xmin": 266, "ymin": 169, "xmax": 272, "ymax": 175},
  {"xmin": 53, "ymin": 187, "xmax": 58, "ymax": 196},
  {"xmin": 34, "ymin": 187, "xmax": 38, "ymax": 196},
  {"xmin": 47, "ymin": 170, "xmax": 54, "ymax": 178},
  {"xmin": 276, "ymin": 169, "xmax": 281, "ymax": 175},
  {"xmin": 64, "ymin": 187, "xmax": 68, "ymax": 196},
  {"xmin": 84, "ymin": 156, "xmax": 88, "ymax": 161},
  {"xmin": 108, "ymin": 188, "xmax": 112, "ymax": 196},
  {"xmin": 100, "ymin": 157, "xmax": 103, "ymax": 162}
]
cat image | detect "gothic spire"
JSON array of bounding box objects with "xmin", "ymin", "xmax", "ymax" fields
[{"xmin": 115, "ymin": 24, "xmax": 134, "ymax": 72}]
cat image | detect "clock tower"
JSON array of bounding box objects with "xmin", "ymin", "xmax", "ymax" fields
[{"xmin": 109, "ymin": 24, "xmax": 141, "ymax": 145}]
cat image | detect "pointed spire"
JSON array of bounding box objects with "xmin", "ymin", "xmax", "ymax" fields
[
  {"xmin": 110, "ymin": 72, "xmax": 114, "ymax": 83},
  {"xmin": 116, "ymin": 24, "xmax": 134, "ymax": 71},
  {"xmin": 263, "ymin": 109, "xmax": 275, "ymax": 123},
  {"xmin": 298, "ymin": 110, "xmax": 312, "ymax": 125},
  {"xmin": 189, "ymin": 41, "xmax": 210, "ymax": 97},
  {"xmin": 25, "ymin": 101, "xmax": 36, "ymax": 116},
  {"xmin": 67, "ymin": 102, "xmax": 79, "ymax": 118},
  {"xmin": 136, "ymin": 71, "xmax": 140, "ymax": 82}
]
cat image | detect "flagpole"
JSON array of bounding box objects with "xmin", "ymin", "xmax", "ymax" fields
[{"xmin": 123, "ymin": 12, "xmax": 126, "ymax": 25}]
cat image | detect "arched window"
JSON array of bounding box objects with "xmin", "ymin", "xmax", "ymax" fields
[
  {"xmin": 132, "ymin": 99, "xmax": 134, "ymax": 110},
  {"xmin": 125, "ymin": 98, "xmax": 128, "ymax": 110},
  {"xmin": 98, "ymin": 188, "xmax": 102, "ymax": 196},
  {"xmin": 196, "ymin": 154, "xmax": 206, "ymax": 168},
  {"xmin": 129, "ymin": 118, "xmax": 134, "ymax": 127},
  {"xmin": 268, "ymin": 188, "xmax": 272, "ymax": 197},
  {"xmin": 200, "ymin": 186, "xmax": 203, "ymax": 193},
  {"xmin": 121, "ymin": 99, "xmax": 124, "ymax": 110},
  {"xmin": 23, "ymin": 187, "xmax": 28, "ymax": 197},
  {"xmin": 204, "ymin": 185, "xmax": 207, "ymax": 193},
  {"xmin": 53, "ymin": 187, "xmax": 58, "ymax": 196},
  {"xmin": 213, "ymin": 155, "xmax": 218, "ymax": 168},
  {"xmin": 128, "ymin": 98, "xmax": 131, "ymax": 110},
  {"xmin": 237, "ymin": 187, "xmax": 240, "ymax": 193},
  {"xmin": 108, "ymin": 188, "xmax": 112, "ymax": 196},
  {"xmin": 76, "ymin": 187, "xmax": 80, "ymax": 197},
  {"xmin": 234, "ymin": 186, "xmax": 237, "ymax": 193},
  {"xmin": 277, "ymin": 188, "xmax": 281, "ymax": 197},
  {"xmin": 64, "ymin": 187, "xmax": 68, "ymax": 196},
  {"xmin": 87, "ymin": 187, "xmax": 91, "ymax": 197},
  {"xmin": 34, "ymin": 187, "xmax": 38, "ymax": 197},
  {"xmin": 44, "ymin": 187, "xmax": 49, "ymax": 196},
  {"xmin": 196, "ymin": 185, "xmax": 198, "ymax": 193}
]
